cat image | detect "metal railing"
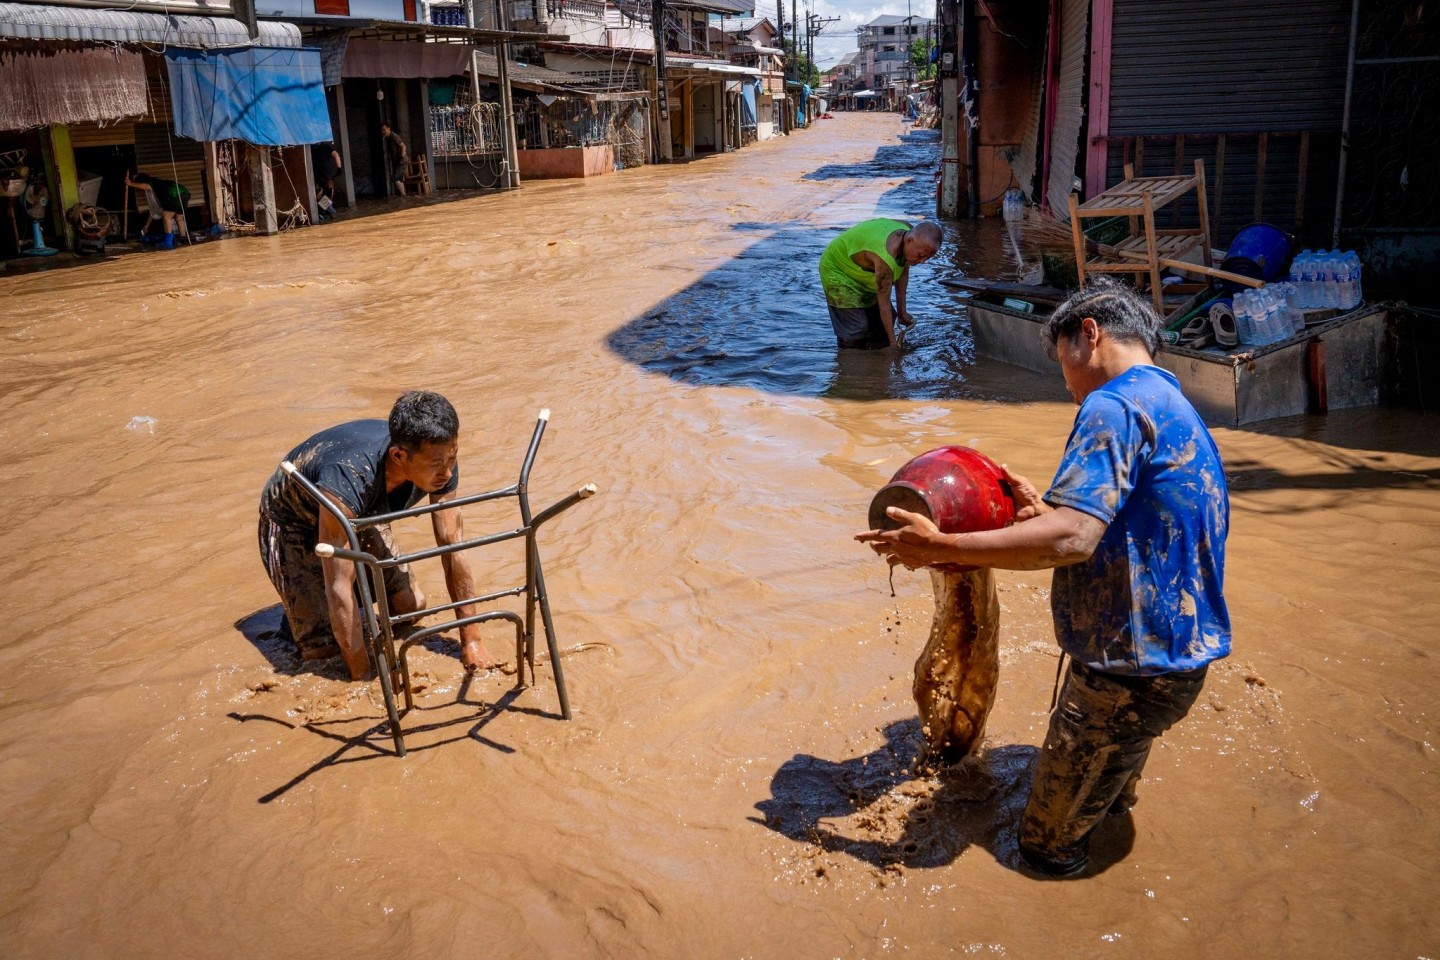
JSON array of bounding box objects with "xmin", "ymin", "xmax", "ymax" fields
[
  {"xmin": 429, "ymin": 100, "xmax": 504, "ymax": 157},
  {"xmin": 283, "ymin": 409, "xmax": 597, "ymax": 757},
  {"xmin": 546, "ymin": 0, "xmax": 605, "ymax": 20}
]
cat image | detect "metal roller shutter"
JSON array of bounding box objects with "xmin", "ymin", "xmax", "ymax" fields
[
  {"xmin": 134, "ymin": 122, "xmax": 205, "ymax": 203},
  {"xmin": 1009, "ymin": 40, "xmax": 1045, "ymax": 201},
  {"xmin": 1044, "ymin": 0, "xmax": 1090, "ymax": 218},
  {"xmin": 69, "ymin": 121, "xmax": 137, "ymax": 148},
  {"xmin": 1108, "ymin": 0, "xmax": 1351, "ymax": 136}
]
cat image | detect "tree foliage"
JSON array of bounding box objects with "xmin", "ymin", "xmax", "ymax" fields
[
  {"xmin": 783, "ymin": 41, "xmax": 822, "ymax": 86},
  {"xmin": 909, "ymin": 38, "xmax": 936, "ymax": 82}
]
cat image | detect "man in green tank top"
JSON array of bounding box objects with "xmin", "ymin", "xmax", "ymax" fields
[{"xmin": 818, "ymin": 219, "xmax": 942, "ymax": 348}]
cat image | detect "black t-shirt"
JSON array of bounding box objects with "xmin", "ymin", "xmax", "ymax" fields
[
  {"xmin": 311, "ymin": 143, "xmax": 340, "ymax": 180},
  {"xmin": 260, "ymin": 419, "xmax": 460, "ymax": 537}
]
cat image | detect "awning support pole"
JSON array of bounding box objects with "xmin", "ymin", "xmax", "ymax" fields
[
  {"xmin": 332, "ymin": 83, "xmax": 357, "ymax": 208},
  {"xmin": 301, "ymin": 144, "xmax": 319, "ymax": 225}
]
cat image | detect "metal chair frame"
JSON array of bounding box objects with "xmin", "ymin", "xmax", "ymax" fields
[{"xmin": 280, "ymin": 409, "xmax": 595, "ymax": 757}]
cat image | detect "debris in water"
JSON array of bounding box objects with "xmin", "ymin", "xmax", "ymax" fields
[{"xmin": 126, "ymin": 415, "xmax": 157, "ymax": 433}]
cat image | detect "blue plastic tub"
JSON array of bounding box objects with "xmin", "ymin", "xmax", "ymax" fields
[{"xmin": 1220, "ymin": 222, "xmax": 1292, "ymax": 289}]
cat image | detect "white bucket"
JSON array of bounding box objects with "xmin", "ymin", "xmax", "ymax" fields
[{"xmin": 77, "ymin": 174, "xmax": 102, "ymax": 207}]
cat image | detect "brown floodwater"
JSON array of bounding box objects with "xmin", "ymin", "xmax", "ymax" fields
[{"xmin": 2, "ymin": 113, "xmax": 1438, "ymax": 958}]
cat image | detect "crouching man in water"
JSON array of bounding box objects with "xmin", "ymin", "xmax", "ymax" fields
[
  {"xmin": 819, "ymin": 219, "xmax": 942, "ymax": 349},
  {"xmin": 858, "ymin": 280, "xmax": 1230, "ymax": 877},
  {"xmin": 259, "ymin": 391, "xmax": 496, "ymax": 680}
]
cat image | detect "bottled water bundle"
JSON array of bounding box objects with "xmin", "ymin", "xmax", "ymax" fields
[
  {"xmin": 1234, "ymin": 286, "xmax": 1304, "ymax": 347},
  {"xmin": 1287, "ymin": 249, "xmax": 1364, "ymax": 311}
]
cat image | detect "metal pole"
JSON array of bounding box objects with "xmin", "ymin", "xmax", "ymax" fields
[
  {"xmin": 776, "ymin": 0, "xmax": 785, "ymax": 86},
  {"xmin": 1331, "ymin": 0, "xmax": 1362, "ymax": 247},
  {"xmin": 807, "ymin": 11, "xmax": 813, "ymax": 85},
  {"xmin": 467, "ymin": 0, "xmax": 485, "ymax": 166},
  {"xmin": 494, "ymin": 0, "xmax": 522, "ymax": 188},
  {"xmin": 906, "ymin": 0, "xmax": 912, "ymax": 97},
  {"xmin": 334, "ymin": 83, "xmax": 356, "ymax": 208}
]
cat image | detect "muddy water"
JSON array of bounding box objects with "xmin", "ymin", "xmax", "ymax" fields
[{"xmin": 1, "ymin": 114, "xmax": 1438, "ymax": 958}]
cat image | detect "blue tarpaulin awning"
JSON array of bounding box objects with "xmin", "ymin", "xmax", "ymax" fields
[
  {"xmin": 164, "ymin": 47, "xmax": 331, "ymax": 147},
  {"xmin": 740, "ymin": 81, "xmax": 757, "ymax": 126}
]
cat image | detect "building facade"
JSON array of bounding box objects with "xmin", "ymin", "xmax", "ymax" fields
[{"xmin": 856, "ymin": 14, "xmax": 932, "ymax": 110}]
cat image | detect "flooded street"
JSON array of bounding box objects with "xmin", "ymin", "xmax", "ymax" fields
[{"xmin": 2, "ymin": 113, "xmax": 1438, "ymax": 957}]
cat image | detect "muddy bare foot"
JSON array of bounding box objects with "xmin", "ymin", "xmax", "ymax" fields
[{"xmin": 460, "ymin": 637, "xmax": 499, "ymax": 673}]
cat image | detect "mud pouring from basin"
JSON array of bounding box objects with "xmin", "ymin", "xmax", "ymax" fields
[{"xmin": 868, "ymin": 446, "xmax": 1017, "ymax": 569}]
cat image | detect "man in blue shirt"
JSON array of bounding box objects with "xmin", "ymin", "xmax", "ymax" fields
[{"xmin": 857, "ymin": 280, "xmax": 1230, "ymax": 877}]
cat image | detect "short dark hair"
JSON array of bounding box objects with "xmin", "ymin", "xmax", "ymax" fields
[
  {"xmin": 388, "ymin": 391, "xmax": 459, "ymax": 453},
  {"xmin": 1043, "ymin": 278, "xmax": 1162, "ymax": 359}
]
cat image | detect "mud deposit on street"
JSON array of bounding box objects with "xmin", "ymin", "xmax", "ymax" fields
[{"xmin": 1, "ymin": 114, "xmax": 1438, "ymax": 958}]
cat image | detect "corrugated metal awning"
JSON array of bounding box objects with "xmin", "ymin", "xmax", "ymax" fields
[
  {"xmin": 469, "ymin": 50, "xmax": 647, "ymax": 99},
  {"xmin": 0, "ymin": 3, "xmax": 301, "ymax": 48}
]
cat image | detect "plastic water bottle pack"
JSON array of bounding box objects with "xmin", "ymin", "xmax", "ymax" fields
[{"xmin": 1288, "ymin": 249, "xmax": 1364, "ymax": 311}]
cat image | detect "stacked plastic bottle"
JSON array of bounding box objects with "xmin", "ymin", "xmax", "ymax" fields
[
  {"xmin": 1234, "ymin": 285, "xmax": 1306, "ymax": 347},
  {"xmin": 1288, "ymin": 249, "xmax": 1364, "ymax": 310},
  {"xmin": 1233, "ymin": 290, "xmax": 1255, "ymax": 344}
]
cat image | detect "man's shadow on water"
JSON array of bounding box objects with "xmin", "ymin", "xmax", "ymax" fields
[
  {"xmin": 231, "ymin": 604, "xmax": 544, "ymax": 802},
  {"xmin": 751, "ymin": 719, "xmax": 1135, "ymax": 878},
  {"xmin": 234, "ymin": 604, "xmax": 350, "ymax": 680},
  {"xmin": 234, "ymin": 603, "xmax": 529, "ymax": 682}
]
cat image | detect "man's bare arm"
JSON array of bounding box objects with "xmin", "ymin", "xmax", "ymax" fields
[
  {"xmin": 317, "ymin": 499, "xmax": 369, "ymax": 680},
  {"xmin": 854, "ymin": 252, "xmax": 899, "ymax": 345},
  {"xmin": 430, "ymin": 490, "xmax": 497, "ymax": 671},
  {"xmin": 856, "ymin": 505, "xmax": 1107, "ymax": 571}
]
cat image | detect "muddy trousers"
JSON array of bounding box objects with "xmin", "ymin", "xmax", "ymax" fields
[
  {"xmin": 257, "ymin": 511, "xmax": 414, "ymax": 661},
  {"xmin": 1018, "ymin": 661, "xmax": 1208, "ymax": 873}
]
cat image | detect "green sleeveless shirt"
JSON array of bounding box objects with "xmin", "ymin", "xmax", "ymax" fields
[{"xmin": 818, "ymin": 218, "xmax": 910, "ymax": 308}]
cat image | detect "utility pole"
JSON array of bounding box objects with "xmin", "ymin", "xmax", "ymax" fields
[
  {"xmin": 776, "ymin": 0, "xmax": 785, "ymax": 79},
  {"xmin": 794, "ymin": 0, "xmax": 806, "ymax": 81},
  {"xmin": 493, "ymin": 0, "xmax": 521, "ymax": 187},
  {"xmin": 805, "ymin": 6, "xmax": 812, "ymax": 84},
  {"xmin": 906, "ymin": 0, "xmax": 912, "ymax": 96},
  {"xmin": 806, "ymin": 12, "xmax": 839, "ymax": 87},
  {"xmin": 653, "ymin": 0, "xmax": 671, "ymax": 160},
  {"xmin": 937, "ymin": 0, "xmax": 960, "ymax": 218}
]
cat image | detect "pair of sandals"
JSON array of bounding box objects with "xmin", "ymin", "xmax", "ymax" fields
[
  {"xmin": 1173, "ymin": 299, "xmax": 1238, "ymax": 350},
  {"xmin": 1175, "ymin": 313, "xmax": 1214, "ymax": 349}
]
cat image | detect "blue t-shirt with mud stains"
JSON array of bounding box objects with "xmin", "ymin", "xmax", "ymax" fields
[{"xmin": 1044, "ymin": 364, "xmax": 1230, "ymax": 675}]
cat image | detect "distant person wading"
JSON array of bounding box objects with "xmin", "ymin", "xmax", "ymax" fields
[{"xmin": 819, "ymin": 219, "xmax": 942, "ymax": 349}]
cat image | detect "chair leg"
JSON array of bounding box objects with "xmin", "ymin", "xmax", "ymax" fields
[{"xmin": 532, "ymin": 559, "xmax": 571, "ymax": 720}]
